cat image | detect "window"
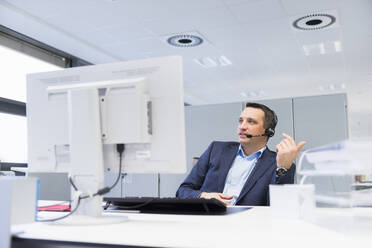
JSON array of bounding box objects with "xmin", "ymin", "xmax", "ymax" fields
[
  {"xmin": 0, "ymin": 45, "xmax": 62, "ymax": 102},
  {"xmin": 0, "ymin": 45, "xmax": 63, "ymax": 164},
  {"xmin": 0, "ymin": 25, "xmax": 90, "ymax": 168}
]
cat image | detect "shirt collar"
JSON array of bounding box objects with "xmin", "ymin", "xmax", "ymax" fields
[{"xmin": 237, "ymin": 145, "xmax": 266, "ymax": 161}]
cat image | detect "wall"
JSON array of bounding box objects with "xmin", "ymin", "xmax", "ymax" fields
[{"xmin": 107, "ymin": 93, "xmax": 348, "ymax": 198}]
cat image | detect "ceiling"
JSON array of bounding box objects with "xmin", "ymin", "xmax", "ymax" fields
[{"xmin": 0, "ymin": 0, "xmax": 371, "ymax": 138}]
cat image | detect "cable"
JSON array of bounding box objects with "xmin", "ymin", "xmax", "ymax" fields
[
  {"xmin": 112, "ymin": 144, "xmax": 125, "ymax": 190},
  {"xmin": 36, "ymin": 144, "xmax": 125, "ymax": 222},
  {"xmin": 103, "ymin": 200, "xmax": 111, "ymax": 210},
  {"xmin": 79, "ymin": 144, "xmax": 124, "ymax": 199},
  {"xmin": 38, "ymin": 201, "xmax": 71, "ymax": 209},
  {"xmin": 37, "ymin": 197, "xmax": 81, "ymax": 222},
  {"xmin": 69, "ymin": 176, "xmax": 78, "ymax": 191}
]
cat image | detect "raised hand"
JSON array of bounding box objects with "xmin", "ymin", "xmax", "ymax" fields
[{"xmin": 276, "ymin": 133, "xmax": 306, "ymax": 169}]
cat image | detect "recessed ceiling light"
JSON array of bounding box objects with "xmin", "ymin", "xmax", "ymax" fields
[
  {"xmin": 302, "ymin": 40, "xmax": 342, "ymax": 56},
  {"xmin": 319, "ymin": 83, "xmax": 346, "ymax": 91},
  {"xmin": 240, "ymin": 91, "xmax": 265, "ymax": 98},
  {"xmin": 194, "ymin": 57, "xmax": 217, "ymax": 68},
  {"xmin": 334, "ymin": 41, "xmax": 342, "ymax": 52},
  {"xmin": 167, "ymin": 34, "xmax": 203, "ymax": 47},
  {"xmin": 293, "ymin": 14, "xmax": 336, "ymax": 31},
  {"xmin": 193, "ymin": 56, "xmax": 232, "ymax": 68},
  {"xmin": 218, "ymin": 56, "xmax": 232, "ymax": 66}
]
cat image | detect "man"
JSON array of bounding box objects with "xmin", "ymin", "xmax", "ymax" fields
[{"xmin": 176, "ymin": 102, "xmax": 306, "ymax": 206}]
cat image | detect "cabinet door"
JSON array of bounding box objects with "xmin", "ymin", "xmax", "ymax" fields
[
  {"xmin": 293, "ymin": 93, "xmax": 349, "ymax": 205},
  {"xmin": 293, "ymin": 94, "xmax": 348, "ymax": 147},
  {"xmin": 104, "ymin": 172, "xmax": 121, "ymax": 197},
  {"xmin": 159, "ymin": 103, "xmax": 242, "ymax": 197},
  {"xmin": 121, "ymin": 174, "xmax": 158, "ymax": 197}
]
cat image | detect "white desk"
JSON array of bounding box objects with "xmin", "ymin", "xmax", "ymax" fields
[{"xmin": 12, "ymin": 206, "xmax": 372, "ymax": 248}]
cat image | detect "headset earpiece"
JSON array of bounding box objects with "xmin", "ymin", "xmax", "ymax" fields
[
  {"xmin": 265, "ymin": 127, "xmax": 275, "ymax": 137},
  {"xmin": 265, "ymin": 112, "xmax": 278, "ymax": 138}
]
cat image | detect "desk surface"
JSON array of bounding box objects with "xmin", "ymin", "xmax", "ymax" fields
[{"xmin": 12, "ymin": 206, "xmax": 372, "ymax": 248}]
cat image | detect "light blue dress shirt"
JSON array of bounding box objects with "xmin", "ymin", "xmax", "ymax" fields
[{"xmin": 222, "ymin": 145, "xmax": 266, "ymax": 205}]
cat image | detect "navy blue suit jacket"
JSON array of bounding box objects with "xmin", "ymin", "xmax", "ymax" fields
[{"xmin": 176, "ymin": 141, "xmax": 295, "ymax": 206}]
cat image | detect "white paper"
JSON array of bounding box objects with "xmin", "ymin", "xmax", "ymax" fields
[{"xmin": 0, "ymin": 179, "xmax": 13, "ymax": 248}]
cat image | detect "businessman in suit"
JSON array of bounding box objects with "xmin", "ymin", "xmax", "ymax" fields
[{"xmin": 176, "ymin": 102, "xmax": 306, "ymax": 206}]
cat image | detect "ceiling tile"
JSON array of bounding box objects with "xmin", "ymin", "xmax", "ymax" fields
[
  {"xmin": 143, "ymin": 7, "xmax": 239, "ymax": 36},
  {"xmin": 343, "ymin": 36, "xmax": 372, "ymax": 76},
  {"xmin": 2, "ymin": 0, "xmax": 60, "ymax": 19},
  {"xmin": 338, "ymin": 0, "xmax": 372, "ymax": 36},
  {"xmin": 228, "ymin": 0, "xmax": 287, "ymax": 23},
  {"xmin": 101, "ymin": 37, "xmax": 168, "ymax": 56},
  {"xmin": 280, "ymin": 0, "xmax": 340, "ymax": 15},
  {"xmin": 223, "ymin": 0, "xmax": 259, "ymax": 5}
]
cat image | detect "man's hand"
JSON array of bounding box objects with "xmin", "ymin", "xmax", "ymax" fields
[
  {"xmin": 200, "ymin": 192, "xmax": 233, "ymax": 206},
  {"xmin": 276, "ymin": 133, "xmax": 306, "ymax": 169}
]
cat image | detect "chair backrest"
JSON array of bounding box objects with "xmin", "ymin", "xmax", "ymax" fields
[{"xmin": 192, "ymin": 157, "xmax": 200, "ymax": 167}]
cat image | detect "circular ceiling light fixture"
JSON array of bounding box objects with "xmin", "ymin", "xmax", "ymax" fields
[
  {"xmin": 167, "ymin": 34, "xmax": 203, "ymax": 47},
  {"xmin": 293, "ymin": 14, "xmax": 336, "ymax": 30}
]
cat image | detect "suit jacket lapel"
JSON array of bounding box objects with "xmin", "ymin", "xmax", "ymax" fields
[
  {"xmin": 236, "ymin": 148, "xmax": 275, "ymax": 203},
  {"xmin": 217, "ymin": 143, "xmax": 239, "ymax": 192}
]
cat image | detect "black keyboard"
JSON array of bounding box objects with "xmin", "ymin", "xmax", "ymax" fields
[{"xmin": 103, "ymin": 197, "xmax": 227, "ymax": 215}]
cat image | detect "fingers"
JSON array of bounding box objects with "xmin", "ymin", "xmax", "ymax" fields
[
  {"xmin": 282, "ymin": 138, "xmax": 291, "ymax": 148},
  {"xmin": 200, "ymin": 193, "xmax": 233, "ymax": 206},
  {"xmin": 276, "ymin": 141, "xmax": 287, "ymax": 153},
  {"xmin": 218, "ymin": 193, "xmax": 233, "ymax": 199},
  {"xmin": 213, "ymin": 193, "xmax": 233, "ymax": 206},
  {"xmin": 281, "ymin": 133, "xmax": 306, "ymax": 152},
  {"xmin": 282, "ymin": 133, "xmax": 295, "ymax": 146},
  {"xmin": 277, "ymin": 134, "xmax": 293, "ymax": 152},
  {"xmin": 217, "ymin": 197, "xmax": 232, "ymax": 206},
  {"xmin": 296, "ymin": 141, "xmax": 306, "ymax": 152},
  {"xmin": 282, "ymin": 133, "xmax": 294, "ymax": 142}
]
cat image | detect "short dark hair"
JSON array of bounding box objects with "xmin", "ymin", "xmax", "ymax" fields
[{"xmin": 245, "ymin": 102, "xmax": 277, "ymax": 130}]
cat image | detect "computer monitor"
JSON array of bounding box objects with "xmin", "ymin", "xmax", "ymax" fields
[{"xmin": 27, "ymin": 56, "xmax": 186, "ymax": 223}]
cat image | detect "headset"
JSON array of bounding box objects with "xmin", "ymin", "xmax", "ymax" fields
[
  {"xmin": 245, "ymin": 110, "xmax": 277, "ymax": 138},
  {"xmin": 265, "ymin": 112, "xmax": 277, "ymax": 137}
]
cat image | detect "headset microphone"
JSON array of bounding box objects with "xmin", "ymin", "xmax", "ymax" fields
[
  {"xmin": 245, "ymin": 133, "xmax": 267, "ymax": 138},
  {"xmin": 245, "ymin": 128, "xmax": 275, "ymax": 138}
]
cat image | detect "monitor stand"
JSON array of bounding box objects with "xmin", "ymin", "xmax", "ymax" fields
[{"xmin": 46, "ymin": 86, "xmax": 127, "ymax": 225}]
